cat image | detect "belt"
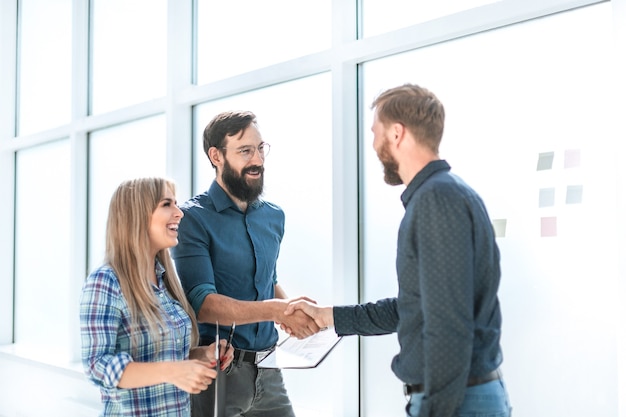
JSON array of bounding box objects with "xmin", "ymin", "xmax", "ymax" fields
[
  {"xmin": 404, "ymin": 369, "xmax": 502, "ymax": 395},
  {"xmin": 233, "ymin": 348, "xmax": 274, "ymax": 365}
]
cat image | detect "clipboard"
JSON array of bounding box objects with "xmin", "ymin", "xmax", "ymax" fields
[{"xmin": 256, "ymin": 328, "xmax": 342, "ymax": 369}]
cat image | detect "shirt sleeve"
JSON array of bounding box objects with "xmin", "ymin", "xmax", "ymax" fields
[
  {"xmin": 333, "ymin": 297, "xmax": 399, "ymax": 336},
  {"xmin": 79, "ymin": 268, "xmax": 134, "ymax": 389},
  {"xmin": 171, "ymin": 208, "xmax": 217, "ymax": 314},
  {"xmin": 416, "ymin": 187, "xmax": 475, "ymax": 417}
]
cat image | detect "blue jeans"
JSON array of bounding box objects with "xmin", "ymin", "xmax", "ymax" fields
[{"xmin": 406, "ymin": 379, "xmax": 512, "ymax": 417}]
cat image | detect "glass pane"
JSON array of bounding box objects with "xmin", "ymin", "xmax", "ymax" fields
[
  {"xmin": 88, "ymin": 115, "xmax": 166, "ymax": 270},
  {"xmin": 196, "ymin": 0, "xmax": 331, "ymax": 85},
  {"xmin": 91, "ymin": 0, "xmax": 167, "ymax": 114},
  {"xmin": 15, "ymin": 140, "xmax": 72, "ymax": 360},
  {"xmin": 362, "ymin": 0, "xmax": 499, "ymax": 38},
  {"xmin": 18, "ymin": 0, "xmax": 72, "ymax": 135},
  {"xmin": 361, "ymin": 3, "xmax": 614, "ymax": 417},
  {"xmin": 193, "ymin": 74, "xmax": 335, "ymax": 415}
]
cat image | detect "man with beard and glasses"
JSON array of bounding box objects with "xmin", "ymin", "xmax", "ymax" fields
[
  {"xmin": 285, "ymin": 84, "xmax": 512, "ymax": 417},
  {"xmin": 171, "ymin": 110, "xmax": 319, "ymax": 417}
]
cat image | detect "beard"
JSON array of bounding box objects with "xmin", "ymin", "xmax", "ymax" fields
[
  {"xmin": 377, "ymin": 139, "xmax": 403, "ymax": 186},
  {"xmin": 222, "ymin": 159, "xmax": 264, "ymax": 203}
]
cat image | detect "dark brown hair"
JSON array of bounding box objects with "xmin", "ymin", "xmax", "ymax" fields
[{"xmin": 203, "ymin": 110, "xmax": 258, "ymax": 168}]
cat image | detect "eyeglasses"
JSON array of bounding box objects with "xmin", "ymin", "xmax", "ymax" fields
[{"xmin": 220, "ymin": 142, "xmax": 271, "ymax": 162}]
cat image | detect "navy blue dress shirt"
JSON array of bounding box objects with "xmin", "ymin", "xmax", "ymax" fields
[
  {"xmin": 171, "ymin": 180, "xmax": 284, "ymax": 351},
  {"xmin": 334, "ymin": 160, "xmax": 504, "ymax": 417}
]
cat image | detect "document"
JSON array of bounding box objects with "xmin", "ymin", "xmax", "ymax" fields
[{"xmin": 256, "ymin": 328, "xmax": 342, "ymax": 369}]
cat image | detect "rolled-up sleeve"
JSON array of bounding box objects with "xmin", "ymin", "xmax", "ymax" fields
[
  {"xmin": 79, "ymin": 268, "xmax": 134, "ymax": 389},
  {"xmin": 171, "ymin": 207, "xmax": 217, "ymax": 314}
]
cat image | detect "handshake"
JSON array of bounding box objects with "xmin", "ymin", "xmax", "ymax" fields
[{"xmin": 276, "ymin": 297, "xmax": 334, "ymax": 339}]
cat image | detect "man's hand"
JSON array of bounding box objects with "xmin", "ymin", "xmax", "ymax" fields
[
  {"xmin": 284, "ymin": 299, "xmax": 334, "ymax": 329},
  {"xmin": 275, "ymin": 297, "xmax": 320, "ymax": 339}
]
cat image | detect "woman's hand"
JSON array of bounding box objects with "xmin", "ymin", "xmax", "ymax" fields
[
  {"xmin": 166, "ymin": 360, "xmax": 217, "ymax": 394},
  {"xmin": 190, "ymin": 340, "xmax": 234, "ymax": 371}
]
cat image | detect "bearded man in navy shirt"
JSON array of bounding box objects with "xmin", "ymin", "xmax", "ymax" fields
[{"xmin": 285, "ymin": 84, "xmax": 512, "ymax": 417}]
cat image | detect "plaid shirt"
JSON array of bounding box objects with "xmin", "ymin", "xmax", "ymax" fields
[{"xmin": 80, "ymin": 261, "xmax": 192, "ymax": 416}]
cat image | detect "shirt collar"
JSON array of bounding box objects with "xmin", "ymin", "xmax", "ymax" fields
[
  {"xmin": 400, "ymin": 159, "xmax": 451, "ymax": 207},
  {"xmin": 208, "ymin": 180, "xmax": 263, "ymax": 212},
  {"xmin": 208, "ymin": 180, "xmax": 237, "ymax": 212},
  {"xmin": 154, "ymin": 258, "xmax": 166, "ymax": 288}
]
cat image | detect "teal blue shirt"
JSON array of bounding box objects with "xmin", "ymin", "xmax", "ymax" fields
[{"xmin": 171, "ymin": 180, "xmax": 284, "ymax": 351}]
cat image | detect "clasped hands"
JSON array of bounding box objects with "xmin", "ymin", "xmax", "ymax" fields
[{"xmin": 277, "ymin": 296, "xmax": 334, "ymax": 339}]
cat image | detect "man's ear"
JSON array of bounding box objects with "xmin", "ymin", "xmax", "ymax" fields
[
  {"xmin": 208, "ymin": 147, "xmax": 222, "ymax": 167},
  {"xmin": 391, "ymin": 122, "xmax": 406, "ymax": 148}
]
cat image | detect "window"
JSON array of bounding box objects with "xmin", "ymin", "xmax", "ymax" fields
[
  {"xmin": 361, "ymin": 0, "xmax": 500, "ymax": 37},
  {"xmin": 91, "ymin": 0, "xmax": 167, "ymax": 114},
  {"xmin": 88, "ymin": 115, "xmax": 167, "ymax": 270},
  {"xmin": 14, "ymin": 139, "xmax": 72, "ymax": 360},
  {"xmin": 18, "ymin": 0, "xmax": 72, "ymax": 135},
  {"xmin": 195, "ymin": 0, "xmax": 332, "ymax": 84},
  {"xmin": 361, "ymin": 3, "xmax": 615, "ymax": 416}
]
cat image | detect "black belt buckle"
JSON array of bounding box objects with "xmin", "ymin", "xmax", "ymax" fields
[
  {"xmin": 234, "ymin": 347, "xmax": 274, "ymax": 366},
  {"xmin": 403, "ymin": 383, "xmax": 424, "ymax": 396},
  {"xmin": 234, "ymin": 349, "xmax": 255, "ymax": 365}
]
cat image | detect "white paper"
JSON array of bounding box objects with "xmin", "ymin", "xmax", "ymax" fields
[{"xmin": 256, "ymin": 328, "xmax": 342, "ymax": 369}]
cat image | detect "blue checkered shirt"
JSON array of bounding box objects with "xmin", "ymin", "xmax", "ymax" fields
[{"xmin": 80, "ymin": 261, "xmax": 193, "ymax": 416}]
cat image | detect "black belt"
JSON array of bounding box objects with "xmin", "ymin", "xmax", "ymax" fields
[
  {"xmin": 404, "ymin": 369, "xmax": 502, "ymax": 395},
  {"xmin": 233, "ymin": 348, "xmax": 274, "ymax": 365}
]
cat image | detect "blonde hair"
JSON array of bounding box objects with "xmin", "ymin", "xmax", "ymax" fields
[{"xmin": 105, "ymin": 177, "xmax": 199, "ymax": 353}]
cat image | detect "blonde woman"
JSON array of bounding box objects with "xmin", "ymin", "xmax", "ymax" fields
[{"xmin": 80, "ymin": 177, "xmax": 233, "ymax": 416}]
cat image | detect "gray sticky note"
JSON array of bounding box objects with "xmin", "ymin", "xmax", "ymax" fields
[{"xmin": 537, "ymin": 152, "xmax": 554, "ymax": 171}]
